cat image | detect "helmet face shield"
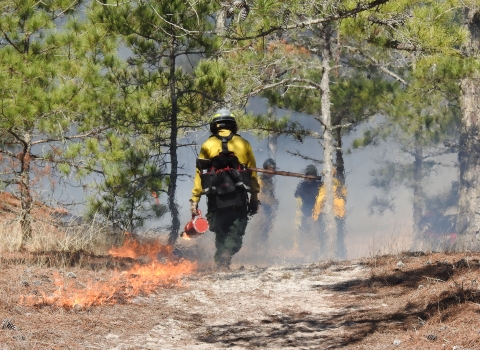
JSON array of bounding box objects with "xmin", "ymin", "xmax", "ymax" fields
[{"xmin": 211, "ymin": 115, "xmax": 236, "ymax": 124}]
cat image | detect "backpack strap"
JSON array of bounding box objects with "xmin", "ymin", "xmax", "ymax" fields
[{"xmin": 213, "ymin": 132, "xmax": 235, "ymax": 154}]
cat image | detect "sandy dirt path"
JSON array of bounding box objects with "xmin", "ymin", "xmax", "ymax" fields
[{"xmin": 101, "ymin": 262, "xmax": 370, "ymax": 350}]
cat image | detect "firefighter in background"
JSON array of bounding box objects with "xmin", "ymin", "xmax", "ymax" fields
[
  {"xmin": 251, "ymin": 158, "xmax": 278, "ymax": 251},
  {"xmin": 293, "ymin": 165, "xmax": 324, "ymax": 258},
  {"xmin": 190, "ymin": 108, "xmax": 260, "ymax": 270}
]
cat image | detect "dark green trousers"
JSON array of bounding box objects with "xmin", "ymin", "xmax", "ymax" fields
[{"xmin": 206, "ymin": 204, "xmax": 248, "ymax": 266}]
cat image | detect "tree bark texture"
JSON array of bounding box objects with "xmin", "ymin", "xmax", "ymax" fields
[
  {"xmin": 19, "ymin": 135, "xmax": 33, "ymax": 246},
  {"xmin": 167, "ymin": 37, "xmax": 181, "ymax": 246},
  {"xmin": 456, "ymin": 6, "xmax": 480, "ymax": 250},
  {"xmin": 319, "ymin": 24, "xmax": 337, "ymax": 260},
  {"xmin": 457, "ymin": 77, "xmax": 480, "ymax": 249},
  {"xmin": 215, "ymin": 4, "xmax": 227, "ymax": 36}
]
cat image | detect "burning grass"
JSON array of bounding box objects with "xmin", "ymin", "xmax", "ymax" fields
[
  {"xmin": 16, "ymin": 233, "xmax": 196, "ymax": 310},
  {"xmin": 20, "ymin": 260, "xmax": 196, "ymax": 309},
  {"xmin": 0, "ymin": 194, "xmax": 197, "ymax": 313},
  {"xmin": 108, "ymin": 232, "xmax": 173, "ymax": 261}
]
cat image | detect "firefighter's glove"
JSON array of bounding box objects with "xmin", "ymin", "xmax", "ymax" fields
[
  {"xmin": 189, "ymin": 200, "xmax": 199, "ymax": 216},
  {"xmin": 248, "ymin": 194, "xmax": 260, "ymax": 216}
]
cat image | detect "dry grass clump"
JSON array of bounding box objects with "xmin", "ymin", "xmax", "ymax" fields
[
  {"xmin": 0, "ymin": 191, "xmax": 125, "ymax": 265},
  {"xmin": 0, "ymin": 218, "xmax": 125, "ymax": 269},
  {"xmin": 0, "ymin": 220, "xmax": 119, "ymax": 255}
]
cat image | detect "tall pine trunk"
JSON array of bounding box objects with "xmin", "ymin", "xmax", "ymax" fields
[
  {"xmin": 457, "ymin": 77, "xmax": 480, "ymax": 249},
  {"xmin": 19, "ymin": 137, "xmax": 33, "ymax": 247},
  {"xmin": 167, "ymin": 37, "xmax": 181, "ymax": 246},
  {"xmin": 319, "ymin": 24, "xmax": 337, "ymax": 260},
  {"xmin": 456, "ymin": 6, "xmax": 480, "ymax": 250}
]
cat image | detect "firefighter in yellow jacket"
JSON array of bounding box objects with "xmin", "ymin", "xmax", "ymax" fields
[
  {"xmin": 190, "ymin": 108, "xmax": 260, "ymax": 270},
  {"xmin": 294, "ymin": 165, "xmax": 346, "ymax": 259}
]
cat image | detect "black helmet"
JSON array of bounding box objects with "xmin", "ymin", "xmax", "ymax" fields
[
  {"xmin": 210, "ymin": 108, "xmax": 238, "ymax": 134},
  {"xmin": 263, "ymin": 158, "xmax": 276, "ymax": 169},
  {"xmin": 305, "ymin": 164, "xmax": 318, "ymax": 176}
]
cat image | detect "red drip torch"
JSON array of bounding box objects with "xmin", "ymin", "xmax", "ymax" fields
[{"xmin": 181, "ymin": 210, "xmax": 209, "ymax": 239}]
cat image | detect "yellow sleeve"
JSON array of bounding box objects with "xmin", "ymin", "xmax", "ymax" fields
[
  {"xmin": 245, "ymin": 143, "xmax": 260, "ymax": 194},
  {"xmin": 190, "ymin": 146, "xmax": 208, "ymax": 202},
  {"xmin": 191, "ymin": 170, "xmax": 202, "ymax": 203}
]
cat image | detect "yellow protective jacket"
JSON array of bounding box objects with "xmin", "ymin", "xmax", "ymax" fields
[
  {"xmin": 190, "ymin": 129, "xmax": 260, "ymax": 203},
  {"xmin": 312, "ymin": 178, "xmax": 347, "ymax": 220}
]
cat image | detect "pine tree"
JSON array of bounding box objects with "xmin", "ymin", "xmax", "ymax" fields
[
  {"xmin": 91, "ymin": 0, "xmax": 228, "ymax": 244},
  {"xmin": 0, "ymin": 0, "xmax": 120, "ymax": 247},
  {"xmin": 86, "ymin": 142, "xmax": 168, "ymax": 233},
  {"xmin": 359, "ymin": 81, "xmax": 459, "ymax": 250},
  {"xmin": 347, "ymin": 0, "xmax": 480, "ymax": 249}
]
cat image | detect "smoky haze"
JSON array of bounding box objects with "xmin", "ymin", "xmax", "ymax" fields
[{"xmin": 166, "ymin": 98, "xmax": 459, "ymax": 266}]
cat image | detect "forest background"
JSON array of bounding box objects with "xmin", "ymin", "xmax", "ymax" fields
[{"xmin": 1, "ymin": 0, "xmax": 480, "ymax": 262}]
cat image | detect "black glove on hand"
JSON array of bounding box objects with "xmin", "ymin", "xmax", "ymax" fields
[{"xmin": 248, "ymin": 194, "xmax": 260, "ymax": 216}]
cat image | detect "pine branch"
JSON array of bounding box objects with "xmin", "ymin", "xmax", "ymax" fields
[
  {"xmin": 27, "ymin": 155, "xmax": 105, "ymax": 175},
  {"xmin": 149, "ymin": 2, "xmax": 201, "ymax": 37},
  {"xmin": 248, "ymin": 78, "xmax": 323, "ymax": 97},
  {"xmin": 221, "ymin": 0, "xmax": 392, "ymax": 41},
  {"xmin": 6, "ymin": 129, "xmax": 28, "ymax": 148},
  {"xmin": 286, "ymin": 149, "xmax": 323, "ymax": 164},
  {"xmin": 344, "ymin": 45, "xmax": 408, "ymax": 85},
  {"xmin": 177, "ymin": 89, "xmax": 225, "ymax": 102},
  {"xmin": 1, "ymin": 33, "xmax": 21, "ymax": 53},
  {"xmin": 0, "ymin": 148, "xmax": 18, "ymax": 159},
  {"xmin": 31, "ymin": 127, "xmax": 110, "ymax": 146},
  {"xmin": 332, "ymin": 123, "xmax": 354, "ymax": 130}
]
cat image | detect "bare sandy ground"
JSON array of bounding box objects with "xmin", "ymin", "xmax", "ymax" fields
[{"xmin": 104, "ymin": 262, "xmax": 367, "ymax": 350}]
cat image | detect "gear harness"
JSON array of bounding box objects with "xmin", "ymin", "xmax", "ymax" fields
[{"xmin": 197, "ymin": 133, "xmax": 251, "ymax": 208}]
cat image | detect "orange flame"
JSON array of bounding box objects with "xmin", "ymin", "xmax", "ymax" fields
[
  {"xmin": 21, "ymin": 234, "xmax": 196, "ymax": 309},
  {"xmin": 108, "ymin": 232, "xmax": 172, "ymax": 261}
]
